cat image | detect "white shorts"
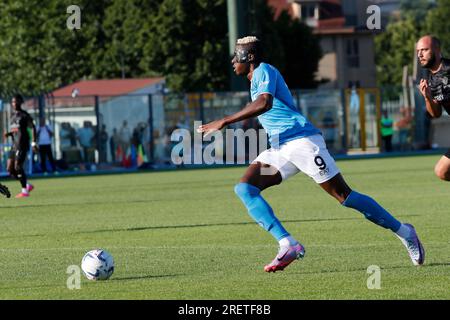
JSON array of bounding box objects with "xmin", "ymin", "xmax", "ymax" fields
[{"xmin": 252, "ymin": 134, "xmax": 340, "ymax": 184}]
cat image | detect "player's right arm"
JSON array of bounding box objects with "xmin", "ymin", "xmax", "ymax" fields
[
  {"xmin": 419, "ymin": 79, "xmax": 442, "ymax": 118},
  {"xmin": 197, "ymin": 94, "xmax": 273, "ymax": 136}
]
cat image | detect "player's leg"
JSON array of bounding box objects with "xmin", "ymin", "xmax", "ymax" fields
[
  {"xmin": 6, "ymin": 151, "xmax": 20, "ymax": 189},
  {"xmin": 294, "ymin": 134, "xmax": 425, "ymax": 265},
  {"xmin": 7, "ymin": 157, "xmax": 16, "ymax": 178},
  {"xmin": 434, "ymin": 153, "xmax": 450, "ymax": 181},
  {"xmin": 320, "ymin": 173, "xmax": 403, "ymax": 232},
  {"xmin": 7, "ymin": 151, "xmax": 26, "ymax": 198},
  {"xmin": 285, "ymin": 134, "xmax": 403, "ymax": 232},
  {"xmin": 0, "ymin": 182, "xmax": 10, "ymax": 198},
  {"xmin": 235, "ymin": 162, "xmax": 289, "ymax": 243},
  {"xmin": 234, "ymin": 151, "xmax": 304, "ymax": 272},
  {"xmin": 14, "ymin": 149, "xmax": 33, "ymax": 198},
  {"xmin": 319, "ymin": 173, "xmax": 424, "ymax": 265},
  {"xmin": 0, "ymin": 160, "xmax": 11, "ymax": 198}
]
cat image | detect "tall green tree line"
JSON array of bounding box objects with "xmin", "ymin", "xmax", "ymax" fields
[{"xmin": 0, "ymin": 0, "xmax": 321, "ymax": 96}]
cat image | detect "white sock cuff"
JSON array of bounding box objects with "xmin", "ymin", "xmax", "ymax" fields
[{"xmin": 279, "ymin": 235, "xmax": 298, "ymax": 247}]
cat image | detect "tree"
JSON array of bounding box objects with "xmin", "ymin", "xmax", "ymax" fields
[
  {"xmin": 92, "ymin": 0, "xmax": 160, "ymax": 79},
  {"xmin": 375, "ymin": 15, "xmax": 420, "ymax": 87},
  {"xmin": 425, "ymin": 0, "xmax": 450, "ymax": 56},
  {"xmin": 0, "ymin": 0, "xmax": 113, "ymax": 97},
  {"xmin": 139, "ymin": 0, "xmax": 321, "ymax": 92},
  {"xmin": 139, "ymin": 0, "xmax": 229, "ymax": 93},
  {"xmin": 0, "ymin": 0, "xmax": 321, "ymax": 96},
  {"xmin": 250, "ymin": 0, "xmax": 322, "ymax": 89},
  {"xmin": 400, "ymin": 0, "xmax": 435, "ymax": 22}
]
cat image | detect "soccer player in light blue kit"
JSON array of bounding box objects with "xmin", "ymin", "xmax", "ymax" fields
[{"xmin": 198, "ymin": 36, "xmax": 424, "ymax": 272}]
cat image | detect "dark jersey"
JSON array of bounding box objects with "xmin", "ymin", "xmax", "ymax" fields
[
  {"xmin": 10, "ymin": 109, "xmax": 34, "ymax": 149},
  {"xmin": 427, "ymin": 58, "xmax": 450, "ymax": 113}
]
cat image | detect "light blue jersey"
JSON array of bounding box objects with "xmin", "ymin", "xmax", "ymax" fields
[{"xmin": 250, "ymin": 63, "xmax": 320, "ymax": 145}]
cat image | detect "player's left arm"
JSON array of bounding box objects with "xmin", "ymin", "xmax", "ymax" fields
[{"xmin": 197, "ymin": 94, "xmax": 273, "ymax": 135}]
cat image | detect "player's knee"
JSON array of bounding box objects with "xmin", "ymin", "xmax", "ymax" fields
[
  {"xmin": 234, "ymin": 182, "xmax": 260, "ymax": 200},
  {"xmin": 332, "ymin": 190, "xmax": 350, "ymax": 204},
  {"xmin": 341, "ymin": 189, "xmax": 359, "ymax": 208},
  {"xmin": 330, "ymin": 186, "xmax": 352, "ymax": 204}
]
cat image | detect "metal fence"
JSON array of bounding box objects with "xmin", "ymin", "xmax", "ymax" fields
[{"xmin": 0, "ymin": 86, "xmax": 436, "ymax": 176}]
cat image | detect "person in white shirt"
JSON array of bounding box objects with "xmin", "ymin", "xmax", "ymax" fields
[
  {"xmin": 37, "ymin": 118, "xmax": 56, "ymax": 173},
  {"xmin": 119, "ymin": 120, "xmax": 131, "ymax": 157}
]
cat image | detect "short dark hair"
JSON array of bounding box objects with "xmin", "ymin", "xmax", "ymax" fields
[{"xmin": 12, "ymin": 94, "xmax": 24, "ymax": 104}]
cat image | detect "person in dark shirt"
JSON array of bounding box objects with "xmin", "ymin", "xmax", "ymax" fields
[
  {"xmin": 380, "ymin": 110, "xmax": 394, "ymax": 152},
  {"xmin": 4, "ymin": 94, "xmax": 37, "ymax": 198},
  {"xmin": 417, "ymin": 35, "xmax": 450, "ymax": 181}
]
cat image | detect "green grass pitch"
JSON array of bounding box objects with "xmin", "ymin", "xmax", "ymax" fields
[{"xmin": 0, "ymin": 155, "xmax": 449, "ymax": 300}]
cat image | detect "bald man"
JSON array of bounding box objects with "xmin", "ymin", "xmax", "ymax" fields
[{"xmin": 417, "ymin": 35, "xmax": 450, "ymax": 181}]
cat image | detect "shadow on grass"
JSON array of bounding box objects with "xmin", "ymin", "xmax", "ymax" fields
[
  {"xmin": 0, "ymin": 214, "xmax": 419, "ymax": 239},
  {"xmin": 421, "ymin": 262, "xmax": 450, "ymax": 267},
  {"xmin": 1, "ymin": 274, "xmax": 184, "ymax": 292},
  {"xmin": 75, "ymin": 214, "xmax": 419, "ymax": 234},
  {"xmin": 112, "ymin": 274, "xmax": 184, "ymax": 281},
  {"xmin": 77, "ymin": 217, "xmax": 363, "ymax": 234},
  {"xmin": 294, "ymin": 265, "xmax": 409, "ymax": 275},
  {"xmin": 0, "ymin": 198, "xmax": 165, "ymax": 210},
  {"xmin": 291, "ymin": 261, "xmax": 450, "ymax": 276}
]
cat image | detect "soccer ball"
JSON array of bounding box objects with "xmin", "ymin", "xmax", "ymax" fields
[{"xmin": 81, "ymin": 249, "xmax": 114, "ymax": 281}]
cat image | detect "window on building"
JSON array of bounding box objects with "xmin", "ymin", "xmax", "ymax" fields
[{"xmin": 346, "ymin": 38, "xmax": 360, "ymax": 68}]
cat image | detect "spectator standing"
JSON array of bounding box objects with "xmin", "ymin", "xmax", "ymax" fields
[
  {"xmin": 119, "ymin": 120, "xmax": 131, "ymax": 159},
  {"xmin": 77, "ymin": 121, "xmax": 95, "ymax": 164},
  {"xmin": 37, "ymin": 118, "xmax": 56, "ymax": 173},
  {"xmin": 110, "ymin": 128, "xmax": 119, "ymax": 163},
  {"xmin": 99, "ymin": 124, "xmax": 108, "ymax": 163},
  {"xmin": 380, "ymin": 110, "xmax": 394, "ymax": 152}
]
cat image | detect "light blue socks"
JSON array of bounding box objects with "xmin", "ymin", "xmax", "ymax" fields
[
  {"xmin": 234, "ymin": 183, "xmax": 290, "ymax": 241},
  {"xmin": 234, "ymin": 184, "xmax": 401, "ymax": 240},
  {"xmin": 342, "ymin": 190, "xmax": 401, "ymax": 232}
]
